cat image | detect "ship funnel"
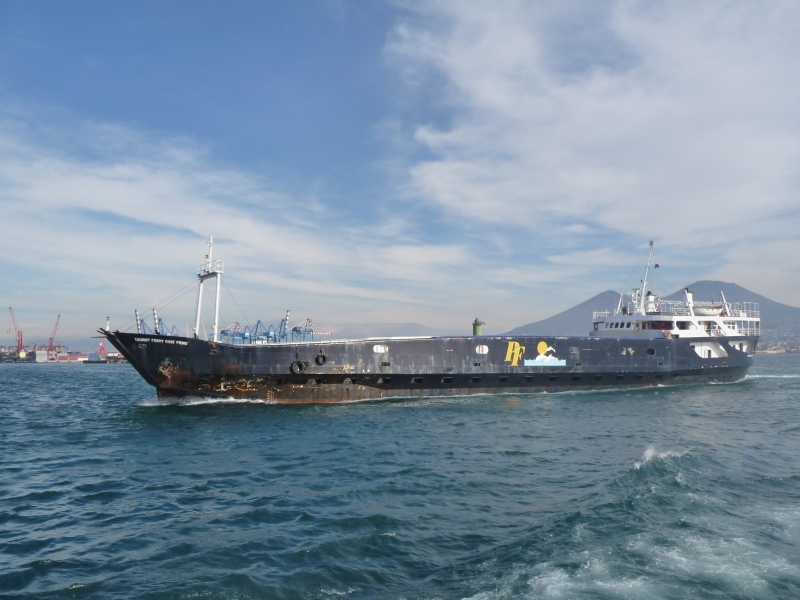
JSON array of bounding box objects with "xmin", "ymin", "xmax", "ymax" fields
[
  {"xmin": 644, "ymin": 291, "xmax": 657, "ymax": 314},
  {"xmin": 472, "ymin": 318, "xmax": 485, "ymax": 336},
  {"xmin": 684, "ymin": 288, "xmax": 695, "ymax": 316}
]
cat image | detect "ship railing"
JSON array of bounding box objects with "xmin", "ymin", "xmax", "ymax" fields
[
  {"xmin": 733, "ymin": 302, "xmax": 759, "ymax": 318},
  {"xmin": 732, "ymin": 321, "xmax": 760, "ymax": 336},
  {"xmin": 198, "ymin": 259, "xmax": 224, "ymax": 276},
  {"xmin": 649, "ymin": 301, "xmax": 691, "ymax": 316},
  {"xmin": 593, "ymin": 311, "xmax": 611, "ymax": 318}
]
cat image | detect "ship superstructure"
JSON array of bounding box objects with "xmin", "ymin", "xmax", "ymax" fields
[
  {"xmin": 103, "ymin": 240, "xmax": 759, "ymax": 403},
  {"xmin": 591, "ymin": 242, "xmax": 760, "ymax": 359}
]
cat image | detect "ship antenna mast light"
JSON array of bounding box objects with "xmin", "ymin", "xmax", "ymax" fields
[{"xmin": 193, "ymin": 236, "xmax": 224, "ymax": 342}]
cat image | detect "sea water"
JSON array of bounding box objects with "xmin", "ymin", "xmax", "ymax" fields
[{"xmin": 1, "ymin": 355, "xmax": 799, "ymax": 599}]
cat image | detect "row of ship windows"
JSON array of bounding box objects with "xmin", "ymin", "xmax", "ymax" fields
[
  {"xmin": 598, "ymin": 321, "xmax": 759, "ymax": 331},
  {"xmin": 604, "ymin": 322, "xmax": 633, "ymax": 329}
]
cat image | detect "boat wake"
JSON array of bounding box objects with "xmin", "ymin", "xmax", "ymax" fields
[{"xmin": 138, "ymin": 396, "xmax": 269, "ymax": 407}]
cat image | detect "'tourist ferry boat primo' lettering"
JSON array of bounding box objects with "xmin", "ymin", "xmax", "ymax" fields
[{"xmin": 103, "ymin": 240, "xmax": 759, "ymax": 403}]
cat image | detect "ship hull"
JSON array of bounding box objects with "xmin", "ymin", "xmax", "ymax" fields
[{"xmin": 104, "ymin": 331, "xmax": 757, "ymax": 403}]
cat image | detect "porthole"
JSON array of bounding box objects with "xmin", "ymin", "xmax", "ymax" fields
[
  {"xmin": 475, "ymin": 345, "xmax": 489, "ymax": 355},
  {"xmin": 373, "ymin": 344, "xmax": 389, "ymax": 354},
  {"xmin": 647, "ymin": 348, "xmax": 656, "ymax": 356}
]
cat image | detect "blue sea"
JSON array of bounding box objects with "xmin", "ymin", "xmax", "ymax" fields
[{"xmin": 1, "ymin": 355, "xmax": 799, "ymax": 599}]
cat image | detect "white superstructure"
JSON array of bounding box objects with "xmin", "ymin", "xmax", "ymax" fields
[{"xmin": 590, "ymin": 242, "xmax": 760, "ymax": 357}]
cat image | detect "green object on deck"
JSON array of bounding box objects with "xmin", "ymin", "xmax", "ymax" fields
[{"xmin": 472, "ymin": 318, "xmax": 485, "ymax": 336}]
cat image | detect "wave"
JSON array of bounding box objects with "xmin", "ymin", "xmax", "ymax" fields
[
  {"xmin": 745, "ymin": 374, "xmax": 800, "ymax": 379},
  {"xmin": 634, "ymin": 445, "xmax": 686, "ymax": 469}
]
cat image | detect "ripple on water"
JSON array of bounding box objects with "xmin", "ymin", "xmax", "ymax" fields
[{"xmin": 0, "ymin": 356, "xmax": 799, "ymax": 598}]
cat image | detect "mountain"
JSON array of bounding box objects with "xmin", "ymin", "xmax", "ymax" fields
[
  {"xmin": 503, "ymin": 281, "xmax": 800, "ymax": 340},
  {"xmin": 503, "ymin": 290, "xmax": 621, "ymax": 336}
]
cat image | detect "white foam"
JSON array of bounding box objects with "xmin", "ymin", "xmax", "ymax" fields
[
  {"xmin": 320, "ymin": 588, "xmax": 358, "ymax": 597},
  {"xmin": 138, "ymin": 396, "xmax": 268, "ymax": 407},
  {"xmin": 745, "ymin": 374, "xmax": 800, "ymax": 378},
  {"xmin": 634, "ymin": 445, "xmax": 685, "ymax": 469}
]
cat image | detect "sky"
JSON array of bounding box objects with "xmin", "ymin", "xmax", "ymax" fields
[{"xmin": 2, "ymin": 0, "xmax": 800, "ymax": 347}]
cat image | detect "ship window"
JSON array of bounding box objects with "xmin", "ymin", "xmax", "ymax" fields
[
  {"xmin": 571, "ymin": 376, "xmax": 581, "ymax": 382},
  {"xmin": 498, "ymin": 376, "xmax": 508, "ymax": 382},
  {"xmin": 605, "ymin": 323, "xmax": 610, "ymax": 328},
  {"xmin": 647, "ymin": 348, "xmax": 656, "ymax": 356},
  {"xmin": 594, "ymin": 323, "xmax": 599, "ymax": 331},
  {"xmin": 441, "ymin": 377, "xmax": 453, "ymax": 384},
  {"xmin": 707, "ymin": 350, "xmax": 712, "ymax": 359},
  {"xmin": 380, "ymin": 361, "xmax": 390, "ymax": 367},
  {"xmin": 548, "ymin": 376, "xmax": 558, "ymax": 382},
  {"xmin": 473, "ymin": 362, "xmax": 481, "ymax": 367},
  {"xmin": 626, "ymin": 323, "xmax": 631, "ymax": 328},
  {"xmin": 378, "ymin": 377, "xmax": 391, "ymax": 384},
  {"xmin": 470, "ymin": 377, "xmax": 482, "ymax": 383},
  {"xmin": 411, "ymin": 377, "xmax": 423, "ymax": 384},
  {"xmin": 614, "ymin": 323, "xmax": 619, "ymax": 328},
  {"xmin": 594, "ymin": 375, "xmax": 603, "ymax": 381},
  {"xmin": 524, "ymin": 376, "xmax": 533, "ymax": 382},
  {"xmin": 615, "ymin": 375, "xmax": 624, "ymax": 381}
]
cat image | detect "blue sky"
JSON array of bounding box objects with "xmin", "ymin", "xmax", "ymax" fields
[{"xmin": 3, "ymin": 1, "xmax": 800, "ymax": 346}]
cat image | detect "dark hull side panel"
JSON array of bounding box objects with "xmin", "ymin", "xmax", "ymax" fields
[{"xmin": 105, "ymin": 332, "xmax": 756, "ymax": 403}]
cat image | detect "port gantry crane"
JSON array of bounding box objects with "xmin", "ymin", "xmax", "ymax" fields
[
  {"xmin": 48, "ymin": 314, "xmax": 61, "ymax": 358},
  {"xmin": 8, "ymin": 307, "xmax": 23, "ymax": 356}
]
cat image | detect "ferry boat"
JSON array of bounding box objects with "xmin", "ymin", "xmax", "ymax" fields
[{"xmin": 102, "ymin": 241, "xmax": 759, "ymax": 403}]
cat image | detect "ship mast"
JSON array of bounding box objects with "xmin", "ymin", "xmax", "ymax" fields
[
  {"xmin": 639, "ymin": 241, "xmax": 654, "ymax": 314},
  {"xmin": 193, "ymin": 236, "xmax": 224, "ymax": 341}
]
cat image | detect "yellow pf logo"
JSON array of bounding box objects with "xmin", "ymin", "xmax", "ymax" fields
[{"xmin": 505, "ymin": 341, "xmax": 526, "ymax": 366}]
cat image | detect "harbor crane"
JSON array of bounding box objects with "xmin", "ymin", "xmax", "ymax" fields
[
  {"xmin": 48, "ymin": 314, "xmax": 61, "ymax": 356},
  {"xmin": 8, "ymin": 307, "xmax": 23, "ymax": 356}
]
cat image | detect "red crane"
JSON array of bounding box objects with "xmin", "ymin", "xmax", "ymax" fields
[
  {"xmin": 48, "ymin": 314, "xmax": 61, "ymax": 356},
  {"xmin": 8, "ymin": 307, "xmax": 23, "ymax": 355}
]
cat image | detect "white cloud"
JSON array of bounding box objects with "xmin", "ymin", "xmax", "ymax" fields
[
  {"xmin": 5, "ymin": 2, "xmax": 800, "ymax": 347},
  {"xmin": 0, "ymin": 115, "xmax": 480, "ymax": 342},
  {"xmin": 386, "ymin": 0, "xmax": 800, "ymax": 299}
]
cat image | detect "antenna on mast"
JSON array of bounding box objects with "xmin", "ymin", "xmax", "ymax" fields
[{"xmin": 639, "ymin": 241, "xmax": 654, "ymax": 313}]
